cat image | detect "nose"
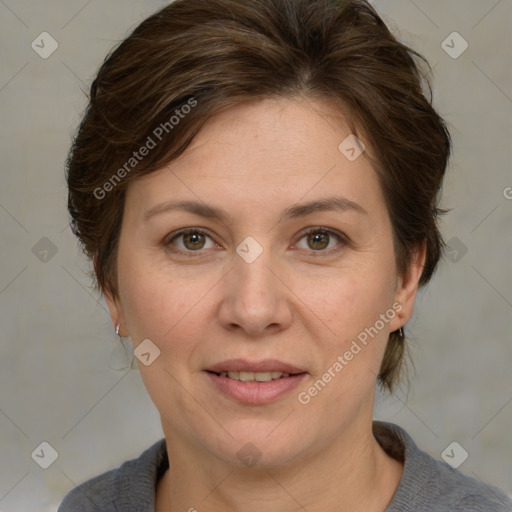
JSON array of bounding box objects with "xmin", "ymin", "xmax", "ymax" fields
[{"xmin": 217, "ymin": 243, "xmax": 293, "ymax": 337}]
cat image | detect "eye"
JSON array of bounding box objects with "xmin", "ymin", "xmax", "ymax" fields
[
  {"xmin": 164, "ymin": 228, "xmax": 218, "ymax": 256},
  {"xmin": 164, "ymin": 226, "xmax": 348, "ymax": 258},
  {"xmin": 294, "ymin": 227, "xmax": 347, "ymax": 256}
]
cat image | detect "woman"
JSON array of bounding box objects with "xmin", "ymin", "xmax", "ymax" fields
[{"xmin": 59, "ymin": 0, "xmax": 512, "ymax": 510}]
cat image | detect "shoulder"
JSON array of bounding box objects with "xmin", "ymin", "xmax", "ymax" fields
[
  {"xmin": 58, "ymin": 438, "xmax": 167, "ymax": 512},
  {"xmin": 373, "ymin": 421, "xmax": 512, "ymax": 512}
]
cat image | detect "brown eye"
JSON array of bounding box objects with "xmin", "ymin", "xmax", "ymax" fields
[
  {"xmin": 182, "ymin": 231, "xmax": 206, "ymax": 250},
  {"xmin": 306, "ymin": 231, "xmax": 330, "ymax": 250},
  {"xmin": 295, "ymin": 227, "xmax": 347, "ymax": 256},
  {"xmin": 165, "ymin": 229, "xmax": 216, "ymax": 255}
]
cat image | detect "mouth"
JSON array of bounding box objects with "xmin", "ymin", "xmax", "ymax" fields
[
  {"xmin": 204, "ymin": 359, "xmax": 308, "ymax": 404},
  {"xmin": 206, "ymin": 370, "xmax": 302, "ymax": 381},
  {"xmin": 205, "ymin": 358, "xmax": 307, "ymax": 376}
]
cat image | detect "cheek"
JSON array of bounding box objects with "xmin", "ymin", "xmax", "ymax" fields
[
  {"xmin": 117, "ymin": 250, "xmax": 219, "ymax": 358},
  {"xmin": 306, "ymin": 252, "xmax": 398, "ymax": 398},
  {"xmin": 319, "ymin": 260, "xmax": 397, "ymax": 339},
  {"xmin": 116, "ymin": 248, "xmax": 183, "ymax": 340}
]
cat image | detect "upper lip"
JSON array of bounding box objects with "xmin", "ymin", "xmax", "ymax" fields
[{"xmin": 205, "ymin": 359, "xmax": 307, "ymax": 374}]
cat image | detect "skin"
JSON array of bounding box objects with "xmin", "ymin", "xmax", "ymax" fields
[{"xmin": 105, "ymin": 96, "xmax": 426, "ymax": 512}]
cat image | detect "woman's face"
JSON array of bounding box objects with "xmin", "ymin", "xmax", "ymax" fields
[{"xmin": 106, "ymin": 97, "xmax": 423, "ymax": 467}]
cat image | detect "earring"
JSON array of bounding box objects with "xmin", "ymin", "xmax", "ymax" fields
[
  {"xmin": 108, "ymin": 323, "xmax": 136, "ymax": 371},
  {"xmin": 398, "ymin": 327, "xmax": 404, "ymax": 338}
]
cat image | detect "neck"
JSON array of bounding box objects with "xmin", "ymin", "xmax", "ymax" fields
[{"xmin": 156, "ymin": 418, "xmax": 403, "ymax": 512}]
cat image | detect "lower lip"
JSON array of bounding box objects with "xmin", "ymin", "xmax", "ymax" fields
[{"xmin": 205, "ymin": 371, "xmax": 307, "ymax": 404}]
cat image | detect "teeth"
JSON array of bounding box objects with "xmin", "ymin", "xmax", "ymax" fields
[{"xmin": 219, "ymin": 371, "xmax": 291, "ymax": 381}]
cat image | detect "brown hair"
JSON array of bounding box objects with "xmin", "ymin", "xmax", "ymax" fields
[{"xmin": 66, "ymin": 0, "xmax": 452, "ymax": 392}]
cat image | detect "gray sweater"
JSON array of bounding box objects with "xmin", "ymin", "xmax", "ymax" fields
[{"xmin": 58, "ymin": 421, "xmax": 512, "ymax": 511}]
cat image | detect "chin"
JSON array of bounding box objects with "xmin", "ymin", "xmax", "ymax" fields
[{"xmin": 205, "ymin": 422, "xmax": 310, "ymax": 469}]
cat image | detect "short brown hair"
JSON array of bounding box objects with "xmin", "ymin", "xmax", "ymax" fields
[{"xmin": 66, "ymin": 0, "xmax": 452, "ymax": 392}]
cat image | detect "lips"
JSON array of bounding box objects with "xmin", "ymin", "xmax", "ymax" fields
[
  {"xmin": 215, "ymin": 370, "xmax": 291, "ymax": 382},
  {"xmin": 205, "ymin": 358, "xmax": 307, "ymax": 375},
  {"xmin": 204, "ymin": 359, "xmax": 308, "ymax": 404}
]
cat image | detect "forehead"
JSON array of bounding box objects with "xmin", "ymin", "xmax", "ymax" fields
[
  {"xmin": 124, "ymin": 96, "xmax": 385, "ymax": 223},
  {"xmin": 177, "ymin": 96, "xmax": 361, "ymax": 172}
]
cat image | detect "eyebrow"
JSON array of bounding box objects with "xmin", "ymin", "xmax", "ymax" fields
[{"xmin": 143, "ymin": 195, "xmax": 368, "ymax": 223}]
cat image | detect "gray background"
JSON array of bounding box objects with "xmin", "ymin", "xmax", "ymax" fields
[{"xmin": 0, "ymin": 0, "xmax": 511, "ymax": 510}]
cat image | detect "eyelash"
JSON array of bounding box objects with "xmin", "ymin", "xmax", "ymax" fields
[{"xmin": 164, "ymin": 227, "xmax": 348, "ymax": 259}]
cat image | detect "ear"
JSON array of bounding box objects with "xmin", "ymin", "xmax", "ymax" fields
[
  {"xmin": 104, "ymin": 289, "xmax": 129, "ymax": 337},
  {"xmin": 389, "ymin": 241, "xmax": 427, "ymax": 332}
]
